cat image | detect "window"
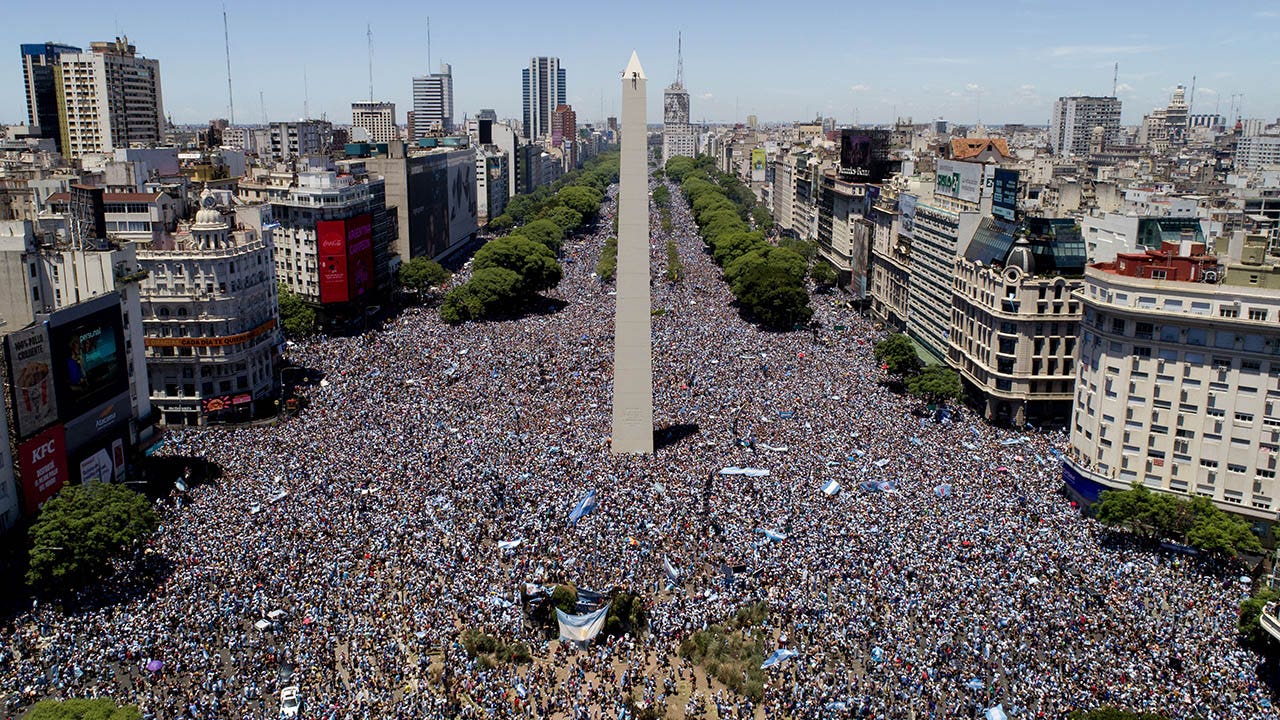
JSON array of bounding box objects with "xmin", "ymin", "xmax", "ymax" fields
[
  {"xmin": 1111, "ymin": 318, "xmax": 1126, "ymax": 335},
  {"xmin": 1220, "ymin": 306, "xmax": 1239, "ymax": 318},
  {"xmin": 1249, "ymin": 308, "xmax": 1268, "ymax": 322},
  {"xmin": 1201, "ymin": 459, "xmax": 1219, "ymax": 469},
  {"xmin": 1236, "ymin": 413, "xmax": 1254, "ymax": 424},
  {"xmin": 1135, "ymin": 322, "xmax": 1154, "ymax": 340},
  {"xmin": 1229, "ymin": 464, "xmax": 1248, "ymax": 474}
]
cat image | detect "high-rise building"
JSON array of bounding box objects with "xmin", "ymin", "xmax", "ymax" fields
[
  {"xmin": 268, "ymin": 120, "xmax": 333, "ymax": 162},
  {"xmin": 1049, "ymin": 96, "xmax": 1121, "ymax": 158},
  {"xmin": 135, "ymin": 190, "xmax": 281, "ymax": 426},
  {"xmin": 522, "ymin": 56, "xmax": 566, "ymax": 141},
  {"xmin": 19, "ymin": 42, "xmax": 81, "ymax": 152},
  {"xmin": 662, "ymin": 37, "xmax": 695, "ymax": 164},
  {"xmin": 351, "ymin": 101, "xmax": 398, "ymax": 144},
  {"xmin": 55, "ymin": 37, "xmax": 165, "ymax": 159},
  {"xmin": 412, "ymin": 63, "xmax": 453, "ymax": 138}
]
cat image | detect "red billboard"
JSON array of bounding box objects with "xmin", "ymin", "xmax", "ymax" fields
[
  {"xmin": 317, "ymin": 213, "xmax": 374, "ymax": 304},
  {"xmin": 18, "ymin": 424, "xmax": 68, "ymax": 512}
]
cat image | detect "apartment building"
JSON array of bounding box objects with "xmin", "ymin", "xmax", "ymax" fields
[{"xmin": 1064, "ymin": 236, "xmax": 1280, "ymax": 520}]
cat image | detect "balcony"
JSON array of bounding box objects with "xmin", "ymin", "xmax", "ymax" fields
[{"xmin": 1262, "ymin": 603, "xmax": 1280, "ymax": 644}]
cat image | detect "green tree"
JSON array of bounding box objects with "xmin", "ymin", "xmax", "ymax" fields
[
  {"xmin": 551, "ymin": 583, "xmax": 578, "ymax": 614},
  {"xmin": 725, "ymin": 247, "xmax": 806, "ymax": 294},
  {"xmin": 734, "ymin": 267, "xmax": 813, "ymax": 330},
  {"xmin": 466, "ymin": 267, "xmax": 524, "ymax": 309},
  {"xmin": 778, "ymin": 237, "xmax": 819, "ymax": 263},
  {"xmin": 906, "ymin": 365, "xmax": 963, "ymax": 403},
  {"xmin": 873, "ymin": 334, "xmax": 922, "ymax": 377},
  {"xmin": 397, "ymin": 257, "xmax": 450, "ymax": 294},
  {"xmin": 664, "ymin": 156, "xmax": 698, "ymax": 182},
  {"xmin": 651, "ymin": 185, "xmax": 671, "ymax": 207},
  {"xmin": 1096, "ymin": 483, "xmax": 1159, "ymax": 538},
  {"xmin": 1186, "ymin": 496, "xmax": 1263, "ymax": 557},
  {"xmin": 545, "ymin": 205, "xmax": 584, "ymax": 235},
  {"xmin": 751, "ymin": 204, "xmax": 774, "ymax": 233},
  {"xmin": 597, "ymin": 237, "xmax": 618, "ymax": 281},
  {"xmin": 472, "ymin": 235, "xmax": 562, "ymax": 296},
  {"xmin": 25, "ymin": 698, "xmax": 142, "ymax": 720},
  {"xmin": 810, "ymin": 259, "xmax": 839, "ymax": 286},
  {"xmin": 1238, "ymin": 587, "xmax": 1278, "ymax": 649},
  {"xmin": 28, "ymin": 483, "xmax": 159, "ymax": 593},
  {"xmin": 440, "ymin": 285, "xmax": 485, "ymax": 324},
  {"xmin": 556, "ymin": 185, "xmax": 605, "ymax": 220},
  {"xmin": 488, "ymin": 213, "xmax": 515, "ymax": 232},
  {"xmin": 519, "ymin": 219, "xmax": 565, "ymax": 253},
  {"xmin": 277, "ymin": 283, "xmax": 316, "ymax": 338}
]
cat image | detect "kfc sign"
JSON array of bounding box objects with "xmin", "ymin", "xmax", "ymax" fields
[{"xmin": 19, "ymin": 424, "xmax": 68, "ymax": 512}]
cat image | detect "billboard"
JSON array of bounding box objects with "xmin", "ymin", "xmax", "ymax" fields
[
  {"xmin": 18, "ymin": 424, "xmax": 68, "ymax": 512},
  {"xmin": 751, "ymin": 148, "xmax": 767, "ymax": 182},
  {"xmin": 6, "ymin": 324, "xmax": 59, "ymax": 438},
  {"xmin": 68, "ymin": 427, "xmax": 127, "ymax": 486},
  {"xmin": 898, "ymin": 193, "xmax": 917, "ymax": 239},
  {"xmin": 935, "ymin": 159, "xmax": 983, "ymax": 203},
  {"xmin": 317, "ymin": 214, "xmax": 374, "ymax": 304},
  {"xmin": 992, "ymin": 168, "xmax": 1020, "ymax": 222},
  {"xmin": 839, "ymin": 129, "xmax": 893, "ymax": 182},
  {"xmin": 447, "ymin": 151, "xmax": 478, "ymax": 252},
  {"xmin": 48, "ymin": 295, "xmax": 128, "ymax": 423}
]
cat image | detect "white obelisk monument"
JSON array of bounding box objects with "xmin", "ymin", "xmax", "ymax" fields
[{"xmin": 611, "ymin": 51, "xmax": 654, "ymax": 454}]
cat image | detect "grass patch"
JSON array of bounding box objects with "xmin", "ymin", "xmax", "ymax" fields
[
  {"xmin": 596, "ymin": 237, "xmax": 618, "ymax": 281},
  {"xmin": 678, "ymin": 601, "xmax": 768, "ymax": 701},
  {"xmin": 665, "ymin": 240, "xmax": 683, "ymax": 282}
]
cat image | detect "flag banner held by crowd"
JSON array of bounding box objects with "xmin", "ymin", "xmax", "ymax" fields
[
  {"xmin": 760, "ymin": 648, "xmax": 799, "ymax": 669},
  {"xmin": 556, "ymin": 604, "xmax": 610, "ymax": 643},
  {"xmin": 497, "ymin": 539, "xmax": 522, "ymax": 550},
  {"xmin": 719, "ymin": 467, "xmax": 770, "ymax": 477},
  {"xmin": 822, "ymin": 480, "xmax": 841, "ymax": 496},
  {"xmin": 568, "ymin": 490, "xmax": 597, "ymax": 525},
  {"xmin": 986, "ymin": 705, "xmax": 1008, "ymax": 720},
  {"xmin": 934, "ymin": 484, "xmax": 952, "ymax": 498},
  {"xmin": 663, "ymin": 556, "xmax": 682, "ymax": 582},
  {"xmin": 762, "ymin": 529, "xmax": 787, "ymax": 542}
]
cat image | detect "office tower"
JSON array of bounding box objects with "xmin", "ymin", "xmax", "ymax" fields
[
  {"xmin": 611, "ymin": 51, "xmax": 653, "ymax": 454},
  {"xmin": 351, "ymin": 101, "xmax": 398, "ymax": 143},
  {"xmin": 56, "ymin": 38, "xmax": 165, "ymax": 159},
  {"xmin": 411, "ymin": 63, "xmax": 453, "ymax": 138},
  {"xmin": 1049, "ymin": 96, "xmax": 1121, "ymax": 158},
  {"xmin": 662, "ymin": 37, "xmax": 694, "ymax": 165},
  {"xmin": 19, "ymin": 42, "xmax": 81, "ymax": 152},
  {"xmin": 522, "ymin": 56, "xmax": 566, "ymax": 141}
]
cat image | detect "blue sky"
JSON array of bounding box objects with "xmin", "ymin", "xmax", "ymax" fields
[{"xmin": 5, "ymin": 0, "xmax": 1279, "ymax": 128}]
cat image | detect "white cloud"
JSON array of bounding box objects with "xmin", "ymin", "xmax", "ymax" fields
[
  {"xmin": 700, "ymin": 92, "xmax": 714, "ymax": 99},
  {"xmin": 965, "ymin": 83, "xmax": 983, "ymax": 93},
  {"xmin": 1114, "ymin": 82, "xmax": 1135, "ymax": 95},
  {"xmin": 849, "ymin": 84, "xmax": 871, "ymax": 93}
]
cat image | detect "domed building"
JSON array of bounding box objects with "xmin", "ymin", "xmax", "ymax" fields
[
  {"xmin": 134, "ymin": 188, "xmax": 282, "ymax": 425},
  {"xmin": 949, "ymin": 217, "xmax": 1087, "ymax": 427}
]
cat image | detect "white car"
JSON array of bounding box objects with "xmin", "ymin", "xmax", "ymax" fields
[{"xmin": 280, "ymin": 685, "xmax": 300, "ymax": 717}]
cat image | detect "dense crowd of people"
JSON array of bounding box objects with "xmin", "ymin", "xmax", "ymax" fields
[{"xmin": 0, "ymin": 178, "xmax": 1274, "ymax": 720}]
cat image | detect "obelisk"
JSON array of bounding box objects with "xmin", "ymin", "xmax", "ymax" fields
[{"xmin": 611, "ymin": 51, "xmax": 654, "ymax": 454}]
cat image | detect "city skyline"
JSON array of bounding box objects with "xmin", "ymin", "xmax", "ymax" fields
[{"xmin": 4, "ymin": 0, "xmax": 1280, "ymax": 128}]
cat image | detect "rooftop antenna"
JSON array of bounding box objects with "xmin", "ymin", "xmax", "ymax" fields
[
  {"xmin": 676, "ymin": 31, "xmax": 683, "ymax": 87},
  {"xmin": 303, "ymin": 67, "xmax": 310, "ymax": 120},
  {"xmin": 1188, "ymin": 75, "xmax": 1196, "ymax": 114},
  {"xmin": 223, "ymin": 5, "xmax": 235, "ymax": 124},
  {"xmin": 1112, "ymin": 62, "xmax": 1118, "ymax": 97},
  {"xmin": 260, "ymin": 90, "xmax": 266, "ymax": 125},
  {"xmin": 367, "ymin": 24, "xmax": 374, "ymax": 102}
]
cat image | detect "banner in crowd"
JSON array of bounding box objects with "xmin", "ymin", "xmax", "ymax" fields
[{"xmin": 556, "ymin": 604, "xmax": 610, "ymax": 643}]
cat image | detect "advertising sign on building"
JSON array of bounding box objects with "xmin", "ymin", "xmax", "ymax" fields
[
  {"xmin": 318, "ymin": 214, "xmax": 374, "ymax": 304},
  {"xmin": 18, "ymin": 424, "xmax": 68, "ymax": 512},
  {"xmin": 898, "ymin": 194, "xmax": 918, "ymax": 239},
  {"xmin": 751, "ymin": 148, "xmax": 767, "ymax": 182},
  {"xmin": 79, "ymin": 447, "xmax": 113, "ymax": 484},
  {"xmin": 47, "ymin": 294, "xmax": 128, "ymax": 424},
  {"xmin": 447, "ymin": 151, "xmax": 479, "ymax": 252},
  {"xmin": 935, "ymin": 159, "xmax": 983, "ymax": 204},
  {"xmin": 6, "ymin": 323, "xmax": 59, "ymax": 438},
  {"xmin": 992, "ymin": 168, "xmax": 1020, "ymax": 222},
  {"xmin": 839, "ymin": 129, "xmax": 893, "ymax": 183}
]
